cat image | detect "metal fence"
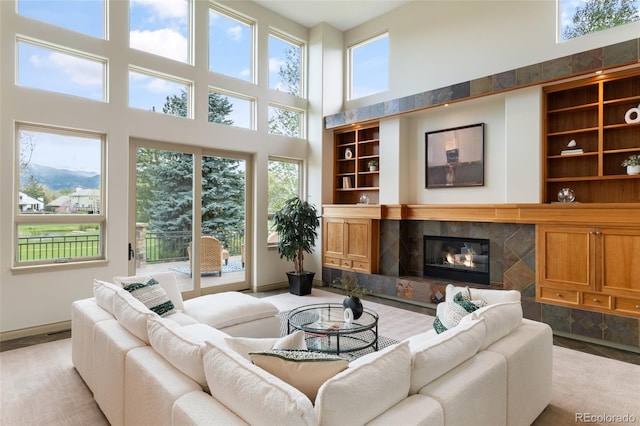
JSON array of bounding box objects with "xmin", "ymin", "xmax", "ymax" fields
[
  {"xmin": 145, "ymin": 229, "xmax": 244, "ymax": 264},
  {"xmin": 17, "ymin": 234, "xmax": 101, "ymax": 261}
]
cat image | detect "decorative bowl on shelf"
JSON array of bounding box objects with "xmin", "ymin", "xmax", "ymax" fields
[{"xmin": 557, "ymin": 188, "xmax": 576, "ymax": 203}]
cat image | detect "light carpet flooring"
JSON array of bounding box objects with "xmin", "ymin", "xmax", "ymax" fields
[{"xmin": 1, "ymin": 289, "xmax": 639, "ymax": 425}]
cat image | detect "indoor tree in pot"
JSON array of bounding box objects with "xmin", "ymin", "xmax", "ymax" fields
[
  {"xmin": 621, "ymin": 154, "xmax": 640, "ymax": 175},
  {"xmin": 273, "ymin": 196, "xmax": 320, "ymax": 296}
]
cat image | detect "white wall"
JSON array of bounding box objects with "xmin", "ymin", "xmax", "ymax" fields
[{"xmin": 0, "ymin": 0, "xmax": 312, "ymax": 336}]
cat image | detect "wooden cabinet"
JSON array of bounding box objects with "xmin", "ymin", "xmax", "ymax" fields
[
  {"xmin": 333, "ymin": 122, "xmax": 380, "ymax": 204},
  {"xmin": 543, "ymin": 69, "xmax": 640, "ymax": 203},
  {"xmin": 322, "ymin": 217, "xmax": 379, "ymax": 273},
  {"xmin": 536, "ymin": 225, "xmax": 640, "ymax": 318}
]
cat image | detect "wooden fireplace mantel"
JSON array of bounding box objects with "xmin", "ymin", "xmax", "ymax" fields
[{"xmin": 322, "ymin": 203, "xmax": 640, "ymax": 227}]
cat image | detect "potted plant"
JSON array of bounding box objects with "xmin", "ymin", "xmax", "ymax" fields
[
  {"xmin": 332, "ymin": 275, "xmax": 369, "ymax": 319},
  {"xmin": 272, "ymin": 197, "xmax": 320, "ymax": 296},
  {"xmin": 621, "ymin": 154, "xmax": 640, "ymax": 175},
  {"xmin": 368, "ymin": 160, "xmax": 378, "ymax": 172}
]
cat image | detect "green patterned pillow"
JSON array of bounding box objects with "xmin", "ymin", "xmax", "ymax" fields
[
  {"xmin": 123, "ymin": 277, "xmax": 176, "ymax": 317},
  {"xmin": 433, "ymin": 288, "xmax": 486, "ymax": 334}
]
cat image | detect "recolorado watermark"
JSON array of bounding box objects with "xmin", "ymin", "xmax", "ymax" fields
[{"xmin": 576, "ymin": 413, "xmax": 637, "ymax": 423}]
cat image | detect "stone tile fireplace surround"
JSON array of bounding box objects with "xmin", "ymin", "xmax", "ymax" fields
[{"xmin": 322, "ymin": 219, "xmax": 640, "ymax": 352}]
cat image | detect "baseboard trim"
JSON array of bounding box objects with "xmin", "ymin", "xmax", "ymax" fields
[{"xmin": 0, "ymin": 320, "xmax": 71, "ymax": 342}]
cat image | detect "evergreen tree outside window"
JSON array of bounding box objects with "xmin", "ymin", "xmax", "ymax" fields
[
  {"xmin": 128, "ymin": 68, "xmax": 191, "ymax": 117},
  {"xmin": 560, "ymin": 0, "xmax": 639, "ymax": 41},
  {"xmin": 209, "ymin": 89, "xmax": 254, "ymax": 129},
  {"xmin": 209, "ymin": 6, "xmax": 253, "ymax": 82},
  {"xmin": 349, "ymin": 32, "xmax": 389, "ymax": 100}
]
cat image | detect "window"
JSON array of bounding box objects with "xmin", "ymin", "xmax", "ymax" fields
[
  {"xmin": 209, "ymin": 6, "xmax": 253, "ymax": 82},
  {"xmin": 17, "ymin": 39, "xmax": 106, "ymax": 101},
  {"xmin": 129, "ymin": 68, "xmax": 192, "ymax": 117},
  {"xmin": 208, "ymin": 88, "xmax": 255, "ymax": 129},
  {"xmin": 348, "ymin": 32, "xmax": 389, "ymax": 100},
  {"xmin": 17, "ymin": 0, "xmax": 105, "ymax": 39},
  {"xmin": 267, "ymin": 158, "xmax": 301, "ymax": 243},
  {"xmin": 16, "ymin": 125, "xmax": 104, "ymax": 266},
  {"xmin": 559, "ymin": 0, "xmax": 640, "ymax": 41},
  {"xmin": 268, "ymin": 104, "xmax": 303, "ymax": 138},
  {"xmin": 268, "ymin": 32, "xmax": 303, "ymax": 97},
  {"xmin": 130, "ymin": 0, "xmax": 190, "ymax": 63}
]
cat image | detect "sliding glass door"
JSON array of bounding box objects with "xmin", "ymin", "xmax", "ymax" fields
[{"xmin": 131, "ymin": 141, "xmax": 250, "ymax": 297}]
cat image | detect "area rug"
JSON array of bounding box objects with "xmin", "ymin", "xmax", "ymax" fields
[{"xmin": 169, "ymin": 260, "xmax": 244, "ymax": 276}]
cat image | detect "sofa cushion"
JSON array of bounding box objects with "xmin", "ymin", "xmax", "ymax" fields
[
  {"xmin": 123, "ymin": 277, "xmax": 176, "ymax": 317},
  {"xmin": 461, "ymin": 301, "xmax": 523, "ymax": 350},
  {"xmin": 249, "ymin": 349, "xmax": 348, "ymax": 402},
  {"xmin": 147, "ymin": 317, "xmax": 228, "ymax": 389},
  {"xmin": 445, "ymin": 283, "xmax": 520, "ymax": 304},
  {"xmin": 113, "ymin": 289, "xmax": 158, "ymax": 344},
  {"xmin": 225, "ymin": 330, "xmax": 307, "ymax": 360},
  {"xmin": 408, "ymin": 317, "xmax": 487, "ymax": 394},
  {"xmin": 315, "ymin": 341, "xmax": 411, "ymax": 425},
  {"xmin": 114, "ymin": 272, "xmax": 184, "ymax": 311},
  {"xmin": 433, "ymin": 288, "xmax": 486, "ymax": 333},
  {"xmin": 203, "ymin": 342, "xmax": 316, "ymax": 425},
  {"xmin": 183, "ymin": 292, "xmax": 278, "ymax": 329},
  {"xmin": 93, "ymin": 279, "xmax": 122, "ymax": 315}
]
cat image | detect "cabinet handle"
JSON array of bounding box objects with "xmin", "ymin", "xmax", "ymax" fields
[
  {"xmin": 593, "ymin": 298, "xmax": 599, "ymax": 302},
  {"xmin": 636, "ymin": 305, "xmax": 640, "ymax": 309},
  {"xmin": 556, "ymin": 293, "xmax": 562, "ymax": 297}
]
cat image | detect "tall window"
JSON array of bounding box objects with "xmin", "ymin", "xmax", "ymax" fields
[
  {"xmin": 130, "ymin": 0, "xmax": 190, "ymax": 64},
  {"xmin": 16, "ymin": 125, "xmax": 104, "ymax": 266},
  {"xmin": 268, "ymin": 104, "xmax": 303, "ymax": 138},
  {"xmin": 17, "ymin": 39, "xmax": 106, "ymax": 102},
  {"xmin": 267, "ymin": 158, "xmax": 301, "ymax": 243},
  {"xmin": 208, "ymin": 88, "xmax": 254, "ymax": 129},
  {"xmin": 17, "ymin": 0, "xmax": 105, "ymax": 39},
  {"xmin": 268, "ymin": 32, "xmax": 303, "ymax": 97},
  {"xmin": 129, "ymin": 68, "xmax": 192, "ymax": 117},
  {"xmin": 348, "ymin": 32, "xmax": 389, "ymax": 100},
  {"xmin": 209, "ymin": 6, "xmax": 253, "ymax": 82},
  {"xmin": 560, "ymin": 0, "xmax": 640, "ymax": 41}
]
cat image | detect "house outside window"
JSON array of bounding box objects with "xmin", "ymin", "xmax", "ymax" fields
[
  {"xmin": 348, "ymin": 32, "xmax": 389, "ymax": 100},
  {"xmin": 16, "ymin": 125, "xmax": 105, "ymax": 266}
]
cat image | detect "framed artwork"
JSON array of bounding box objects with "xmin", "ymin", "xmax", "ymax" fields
[{"xmin": 425, "ymin": 123, "xmax": 485, "ymax": 188}]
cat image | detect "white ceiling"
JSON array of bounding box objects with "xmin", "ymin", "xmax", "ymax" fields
[{"xmin": 253, "ymin": 0, "xmax": 412, "ymax": 31}]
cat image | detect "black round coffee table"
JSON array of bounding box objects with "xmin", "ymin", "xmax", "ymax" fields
[{"xmin": 287, "ymin": 303, "xmax": 378, "ymax": 355}]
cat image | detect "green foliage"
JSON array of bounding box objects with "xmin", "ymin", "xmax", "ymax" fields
[
  {"xmin": 563, "ymin": 0, "xmax": 639, "ymax": 40},
  {"xmin": 268, "ymin": 45, "xmax": 301, "ymax": 137},
  {"xmin": 621, "ymin": 154, "xmax": 640, "ymax": 166},
  {"xmin": 268, "ymin": 161, "xmax": 299, "ymax": 215},
  {"xmin": 272, "ymin": 197, "xmax": 319, "ymax": 273},
  {"xmin": 21, "ymin": 176, "xmax": 50, "ymax": 204}
]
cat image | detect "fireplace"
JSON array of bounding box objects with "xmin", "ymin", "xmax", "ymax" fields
[{"xmin": 424, "ymin": 235, "xmax": 490, "ymax": 285}]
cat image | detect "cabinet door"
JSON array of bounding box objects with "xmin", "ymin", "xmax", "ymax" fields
[
  {"xmin": 345, "ymin": 220, "xmax": 370, "ymax": 261},
  {"xmin": 599, "ymin": 228, "xmax": 640, "ymax": 297},
  {"xmin": 537, "ymin": 225, "xmax": 593, "ymax": 290},
  {"xmin": 323, "ymin": 218, "xmax": 345, "ymax": 258}
]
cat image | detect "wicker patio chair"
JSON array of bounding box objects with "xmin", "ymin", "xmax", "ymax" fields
[{"xmin": 187, "ymin": 236, "xmax": 223, "ymax": 276}]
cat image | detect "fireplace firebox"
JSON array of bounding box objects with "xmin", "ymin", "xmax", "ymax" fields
[{"xmin": 424, "ymin": 236, "xmax": 490, "ymax": 285}]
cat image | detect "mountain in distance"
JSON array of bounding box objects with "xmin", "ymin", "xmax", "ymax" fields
[{"xmin": 22, "ymin": 163, "xmax": 100, "ymax": 191}]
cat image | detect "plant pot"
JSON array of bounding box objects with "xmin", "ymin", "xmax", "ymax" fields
[
  {"xmin": 286, "ymin": 271, "xmax": 314, "ymax": 296},
  {"xmin": 369, "ymin": 166, "xmax": 377, "ymax": 172},
  {"xmin": 342, "ymin": 296, "xmax": 363, "ymax": 319},
  {"xmin": 626, "ymin": 165, "xmax": 640, "ymax": 175}
]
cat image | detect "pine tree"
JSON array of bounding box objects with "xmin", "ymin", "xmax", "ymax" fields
[{"xmin": 563, "ymin": 0, "xmax": 639, "ymax": 40}]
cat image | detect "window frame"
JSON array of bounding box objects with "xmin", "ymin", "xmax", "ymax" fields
[
  {"xmin": 347, "ymin": 31, "xmax": 389, "ymax": 100},
  {"xmin": 14, "ymin": 123, "xmax": 107, "ymax": 268},
  {"xmin": 267, "ymin": 157, "xmax": 303, "ymax": 246},
  {"xmin": 268, "ymin": 29, "xmax": 306, "ymax": 98},
  {"xmin": 267, "ymin": 103, "xmax": 305, "ymax": 139},
  {"xmin": 128, "ymin": 66, "xmax": 194, "ymax": 118},
  {"xmin": 207, "ymin": 87, "xmax": 256, "ymax": 129}
]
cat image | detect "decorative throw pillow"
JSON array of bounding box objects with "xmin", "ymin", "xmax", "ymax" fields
[
  {"xmin": 123, "ymin": 277, "xmax": 176, "ymax": 317},
  {"xmin": 225, "ymin": 330, "xmax": 307, "ymax": 360},
  {"xmin": 433, "ymin": 288, "xmax": 486, "ymax": 334},
  {"xmin": 249, "ymin": 350, "xmax": 348, "ymax": 402}
]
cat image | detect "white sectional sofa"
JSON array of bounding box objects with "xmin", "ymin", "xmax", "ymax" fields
[{"xmin": 71, "ymin": 276, "xmax": 553, "ymax": 426}]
